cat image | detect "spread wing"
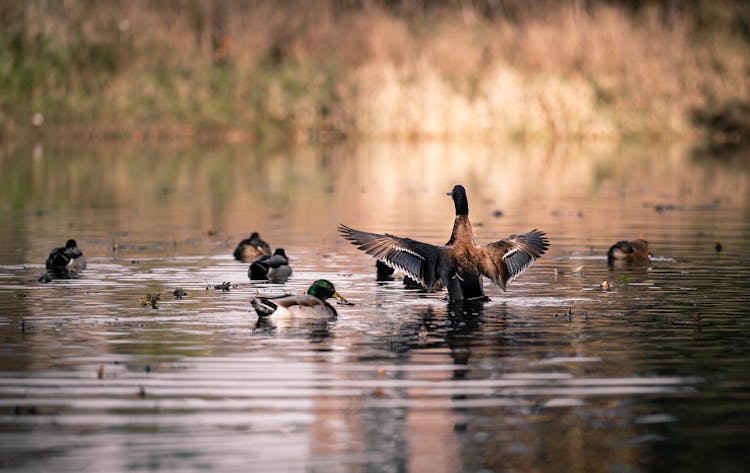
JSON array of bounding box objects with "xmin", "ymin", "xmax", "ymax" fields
[
  {"xmin": 479, "ymin": 230, "xmax": 549, "ymax": 290},
  {"xmin": 338, "ymin": 224, "xmax": 441, "ymax": 288}
]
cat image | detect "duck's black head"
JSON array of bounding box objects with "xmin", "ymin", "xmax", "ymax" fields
[
  {"xmin": 65, "ymin": 239, "xmax": 78, "ymax": 249},
  {"xmin": 273, "ymin": 248, "xmax": 286, "ymax": 257},
  {"xmin": 307, "ymin": 279, "xmax": 347, "ymax": 303},
  {"xmin": 447, "ymin": 185, "xmax": 469, "ymax": 215}
]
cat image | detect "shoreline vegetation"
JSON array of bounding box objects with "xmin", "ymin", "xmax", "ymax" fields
[{"xmin": 1, "ymin": 0, "xmax": 749, "ymax": 145}]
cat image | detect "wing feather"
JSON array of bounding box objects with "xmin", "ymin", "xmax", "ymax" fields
[
  {"xmin": 480, "ymin": 230, "xmax": 549, "ymax": 288},
  {"xmin": 338, "ymin": 224, "xmax": 440, "ymax": 287}
]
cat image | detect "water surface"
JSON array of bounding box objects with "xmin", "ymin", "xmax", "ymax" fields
[{"xmin": 0, "ymin": 142, "xmax": 749, "ymax": 472}]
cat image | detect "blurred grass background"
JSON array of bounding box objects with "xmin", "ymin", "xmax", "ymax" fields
[{"xmin": 1, "ymin": 0, "xmax": 749, "ymax": 144}]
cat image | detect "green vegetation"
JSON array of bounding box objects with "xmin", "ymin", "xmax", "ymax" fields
[{"xmin": 1, "ymin": 1, "xmax": 749, "ymax": 143}]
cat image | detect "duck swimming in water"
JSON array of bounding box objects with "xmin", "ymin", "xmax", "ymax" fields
[
  {"xmin": 339, "ymin": 185, "xmax": 549, "ymax": 302},
  {"xmin": 249, "ymin": 248, "xmax": 292, "ymax": 283},
  {"xmin": 250, "ymin": 279, "xmax": 347, "ymax": 319},
  {"xmin": 233, "ymin": 232, "xmax": 272, "ymax": 262},
  {"xmin": 607, "ymin": 239, "xmax": 652, "ymax": 265},
  {"xmin": 42, "ymin": 239, "xmax": 86, "ymax": 279}
]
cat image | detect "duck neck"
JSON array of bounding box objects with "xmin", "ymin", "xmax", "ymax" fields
[
  {"xmin": 453, "ymin": 193, "xmax": 469, "ymax": 216},
  {"xmin": 450, "ymin": 214, "xmax": 474, "ymax": 244}
]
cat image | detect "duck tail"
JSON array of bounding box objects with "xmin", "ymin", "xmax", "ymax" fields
[{"xmin": 251, "ymin": 298, "xmax": 277, "ymax": 318}]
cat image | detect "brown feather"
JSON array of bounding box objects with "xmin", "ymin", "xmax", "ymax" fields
[{"xmin": 477, "ymin": 230, "xmax": 549, "ymax": 290}]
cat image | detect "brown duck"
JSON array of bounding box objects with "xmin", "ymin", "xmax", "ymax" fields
[
  {"xmin": 339, "ymin": 185, "xmax": 549, "ymax": 302},
  {"xmin": 607, "ymin": 239, "xmax": 652, "ymax": 265},
  {"xmin": 233, "ymin": 232, "xmax": 272, "ymax": 262}
]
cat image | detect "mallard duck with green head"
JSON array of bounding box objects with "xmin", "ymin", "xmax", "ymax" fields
[{"xmin": 250, "ymin": 279, "xmax": 348, "ymax": 319}]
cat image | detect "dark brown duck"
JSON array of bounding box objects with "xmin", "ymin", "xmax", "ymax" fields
[
  {"xmin": 607, "ymin": 239, "xmax": 652, "ymax": 265},
  {"xmin": 233, "ymin": 232, "xmax": 272, "ymax": 262},
  {"xmin": 41, "ymin": 239, "xmax": 86, "ymax": 281},
  {"xmin": 339, "ymin": 185, "xmax": 549, "ymax": 302}
]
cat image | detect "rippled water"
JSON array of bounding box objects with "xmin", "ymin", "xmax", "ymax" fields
[{"xmin": 0, "ymin": 142, "xmax": 749, "ymax": 472}]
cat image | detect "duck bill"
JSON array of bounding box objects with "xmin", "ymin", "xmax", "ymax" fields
[{"xmin": 333, "ymin": 291, "xmax": 348, "ymax": 304}]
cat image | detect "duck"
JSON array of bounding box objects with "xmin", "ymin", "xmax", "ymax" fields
[
  {"xmin": 233, "ymin": 232, "xmax": 272, "ymax": 262},
  {"xmin": 44, "ymin": 239, "xmax": 87, "ymax": 278},
  {"xmin": 249, "ymin": 248, "xmax": 292, "ymax": 282},
  {"xmin": 607, "ymin": 239, "xmax": 652, "ymax": 265},
  {"xmin": 339, "ymin": 185, "xmax": 549, "ymax": 302},
  {"xmin": 250, "ymin": 279, "xmax": 347, "ymax": 319}
]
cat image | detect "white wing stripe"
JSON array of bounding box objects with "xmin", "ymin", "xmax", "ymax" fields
[{"xmin": 392, "ymin": 245, "xmax": 425, "ymax": 260}]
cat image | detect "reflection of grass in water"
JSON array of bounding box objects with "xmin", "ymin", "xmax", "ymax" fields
[
  {"xmin": 110, "ymin": 318, "xmax": 224, "ymax": 358},
  {"xmin": 1, "ymin": 140, "xmax": 748, "ymax": 216},
  {"xmin": 113, "ymin": 425, "xmax": 164, "ymax": 434},
  {"xmin": 0, "ymin": 140, "xmax": 748, "ymax": 268},
  {"xmin": 110, "ymin": 338, "xmax": 214, "ymax": 358},
  {"xmin": 0, "ymin": 145, "xmax": 251, "ymax": 211}
]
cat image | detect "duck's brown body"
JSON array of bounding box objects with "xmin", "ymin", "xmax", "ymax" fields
[
  {"xmin": 607, "ymin": 239, "xmax": 651, "ymax": 265},
  {"xmin": 445, "ymin": 214, "xmax": 484, "ymax": 297},
  {"xmin": 340, "ymin": 185, "xmax": 549, "ymax": 302},
  {"xmin": 233, "ymin": 232, "xmax": 272, "ymax": 262}
]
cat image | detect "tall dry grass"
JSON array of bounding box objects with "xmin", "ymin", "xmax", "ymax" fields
[{"xmin": 1, "ymin": 0, "xmax": 748, "ymax": 142}]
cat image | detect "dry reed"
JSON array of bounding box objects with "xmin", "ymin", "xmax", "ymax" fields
[{"xmin": 1, "ymin": 0, "xmax": 748, "ymax": 142}]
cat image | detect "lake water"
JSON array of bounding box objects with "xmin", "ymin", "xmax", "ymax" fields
[{"xmin": 0, "ymin": 141, "xmax": 748, "ymax": 472}]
